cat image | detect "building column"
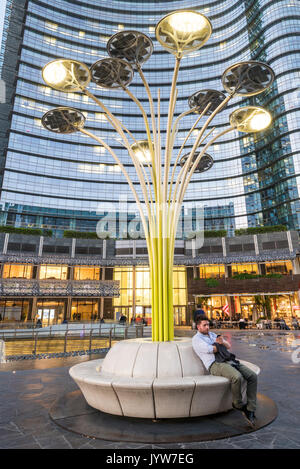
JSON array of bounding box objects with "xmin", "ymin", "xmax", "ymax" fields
[
  {"xmin": 69, "ymin": 266, "xmax": 74, "ymax": 280},
  {"xmin": 222, "ymin": 237, "xmax": 226, "ymax": 257},
  {"xmin": 38, "ymin": 236, "xmax": 43, "ymax": 257},
  {"xmin": 63, "ymin": 299, "xmax": 68, "ymax": 322},
  {"xmin": 3, "ymin": 233, "xmax": 9, "ymax": 254},
  {"xmin": 35, "ymin": 265, "xmax": 41, "ymax": 280},
  {"xmin": 66, "ymin": 297, "xmax": 72, "ymax": 321},
  {"xmin": 30, "ymin": 297, "xmax": 38, "ymax": 321},
  {"xmin": 71, "ymin": 238, "xmax": 76, "ymax": 258}
]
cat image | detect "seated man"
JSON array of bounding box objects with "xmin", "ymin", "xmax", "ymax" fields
[{"xmin": 192, "ymin": 316, "xmax": 257, "ymax": 426}]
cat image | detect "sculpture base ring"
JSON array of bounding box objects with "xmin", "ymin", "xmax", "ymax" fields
[{"xmin": 49, "ymin": 390, "xmax": 277, "ymax": 443}]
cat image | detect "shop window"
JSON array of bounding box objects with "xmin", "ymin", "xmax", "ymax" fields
[
  {"xmin": 39, "ymin": 265, "xmax": 68, "ymax": 280},
  {"xmin": 231, "ymin": 263, "xmax": 258, "ymax": 275},
  {"xmin": 113, "ymin": 267, "xmax": 133, "ymax": 308},
  {"xmin": 265, "ymin": 261, "xmax": 293, "ymax": 275},
  {"xmin": 2, "ymin": 264, "xmax": 33, "ymax": 279},
  {"xmin": 0, "ymin": 300, "xmax": 29, "ymax": 321},
  {"xmin": 74, "ymin": 266, "xmax": 100, "ymax": 280},
  {"xmin": 199, "ymin": 264, "xmax": 225, "ymax": 278}
]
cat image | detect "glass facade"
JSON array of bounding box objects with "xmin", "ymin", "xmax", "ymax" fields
[
  {"xmin": 0, "ymin": 0, "xmax": 299, "ymax": 235},
  {"xmin": 0, "ymin": 256, "xmax": 299, "ymax": 325},
  {"xmin": 113, "ymin": 266, "xmax": 187, "ymax": 324}
]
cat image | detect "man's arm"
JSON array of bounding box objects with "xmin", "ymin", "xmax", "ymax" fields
[
  {"xmin": 215, "ymin": 335, "xmax": 231, "ymax": 349},
  {"xmin": 193, "ymin": 336, "xmax": 217, "ymax": 355}
]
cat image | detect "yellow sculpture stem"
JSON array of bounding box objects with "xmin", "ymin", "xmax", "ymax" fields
[{"xmin": 72, "ymin": 70, "xmax": 236, "ymax": 343}]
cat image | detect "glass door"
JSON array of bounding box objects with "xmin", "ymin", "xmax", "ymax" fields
[
  {"xmin": 174, "ymin": 306, "xmax": 186, "ymax": 326},
  {"xmin": 114, "ymin": 306, "xmax": 132, "ymax": 323}
]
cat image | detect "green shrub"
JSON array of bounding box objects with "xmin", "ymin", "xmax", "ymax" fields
[
  {"xmin": 235, "ymin": 225, "xmax": 287, "ymax": 236},
  {"xmin": 232, "ymin": 273, "xmax": 259, "ymax": 279},
  {"xmin": 63, "ymin": 230, "xmax": 98, "ymax": 239},
  {"xmin": 0, "ymin": 226, "xmax": 52, "ymax": 237},
  {"xmin": 205, "ymin": 278, "xmax": 220, "ymax": 287},
  {"xmin": 204, "ymin": 230, "xmax": 227, "ymax": 238},
  {"xmin": 232, "ymin": 273, "xmax": 282, "ymax": 280}
]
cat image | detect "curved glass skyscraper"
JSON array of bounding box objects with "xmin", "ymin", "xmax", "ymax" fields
[{"xmin": 0, "ymin": 0, "xmax": 299, "ymax": 236}]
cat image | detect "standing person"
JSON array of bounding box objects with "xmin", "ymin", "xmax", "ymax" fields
[
  {"xmin": 274, "ymin": 316, "xmax": 280, "ymax": 329},
  {"xmin": 238, "ymin": 317, "xmax": 246, "ymax": 329},
  {"xmin": 292, "ymin": 316, "xmax": 299, "ymax": 330},
  {"xmin": 119, "ymin": 314, "xmax": 127, "ymax": 324},
  {"xmin": 192, "ymin": 316, "xmax": 258, "ymax": 426},
  {"xmin": 192, "ymin": 304, "xmax": 206, "ymax": 330},
  {"xmin": 36, "ymin": 318, "xmax": 42, "ymax": 328}
]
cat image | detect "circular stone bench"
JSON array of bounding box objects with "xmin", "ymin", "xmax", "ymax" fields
[{"xmin": 69, "ymin": 337, "xmax": 260, "ymax": 419}]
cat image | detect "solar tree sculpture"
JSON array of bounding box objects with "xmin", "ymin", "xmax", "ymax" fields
[{"xmin": 42, "ymin": 10, "xmax": 274, "ymax": 342}]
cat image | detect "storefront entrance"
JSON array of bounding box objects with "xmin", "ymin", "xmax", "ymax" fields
[
  {"xmin": 114, "ymin": 306, "xmax": 133, "ymax": 323},
  {"xmin": 36, "ymin": 300, "xmax": 65, "ymax": 326},
  {"xmin": 71, "ymin": 300, "xmax": 99, "ymax": 321},
  {"xmin": 239, "ymin": 297, "xmax": 256, "ymax": 321}
]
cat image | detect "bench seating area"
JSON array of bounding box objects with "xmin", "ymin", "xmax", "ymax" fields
[{"xmin": 69, "ymin": 338, "xmax": 260, "ymax": 419}]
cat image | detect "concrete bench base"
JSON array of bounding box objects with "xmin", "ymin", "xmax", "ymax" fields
[{"xmin": 69, "ymin": 337, "xmax": 260, "ymax": 419}]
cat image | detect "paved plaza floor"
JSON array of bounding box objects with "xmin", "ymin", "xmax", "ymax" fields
[{"xmin": 0, "ymin": 329, "xmax": 299, "ymax": 449}]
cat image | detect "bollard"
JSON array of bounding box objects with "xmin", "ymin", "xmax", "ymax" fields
[
  {"xmin": 33, "ymin": 332, "xmax": 38, "ymax": 355},
  {"xmin": 64, "ymin": 331, "xmax": 68, "ymax": 353},
  {"xmin": 109, "ymin": 328, "xmax": 112, "ymax": 348},
  {"xmin": 89, "ymin": 329, "xmax": 93, "ymax": 352}
]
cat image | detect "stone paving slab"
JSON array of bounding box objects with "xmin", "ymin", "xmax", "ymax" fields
[{"xmin": 0, "ymin": 330, "xmax": 299, "ymax": 449}]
